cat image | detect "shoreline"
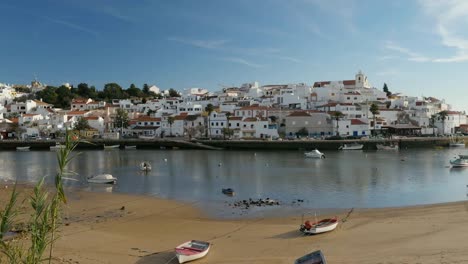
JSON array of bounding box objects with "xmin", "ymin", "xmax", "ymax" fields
[{"xmin": 3, "ymin": 184, "xmax": 468, "ymax": 263}]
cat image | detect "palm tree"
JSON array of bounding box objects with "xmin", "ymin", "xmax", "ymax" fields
[
  {"xmin": 224, "ymin": 112, "xmax": 231, "ymax": 140},
  {"xmin": 167, "ymin": 116, "xmax": 175, "ymax": 136},
  {"xmin": 332, "ymin": 111, "xmax": 345, "ymax": 136},
  {"xmin": 429, "ymin": 114, "xmax": 437, "ymax": 136},
  {"xmin": 438, "ymin": 110, "xmax": 448, "ymax": 135},
  {"xmin": 370, "ymin": 104, "xmax": 380, "ymax": 136},
  {"xmin": 205, "ymin": 104, "xmax": 214, "ymax": 138}
]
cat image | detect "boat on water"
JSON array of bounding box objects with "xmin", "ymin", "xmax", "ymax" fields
[
  {"xmin": 139, "ymin": 135, "xmax": 156, "ymax": 140},
  {"xmin": 300, "ymin": 217, "xmax": 338, "ymax": 235},
  {"xmin": 376, "ymin": 144, "xmax": 399, "ymax": 150},
  {"xmin": 304, "ymin": 149, "xmax": 325, "ymax": 159},
  {"xmin": 338, "ymin": 143, "xmax": 363, "ymax": 150},
  {"xmin": 140, "ymin": 162, "xmax": 152, "ymax": 171},
  {"xmin": 222, "ymin": 188, "xmax": 235, "ymax": 196},
  {"xmin": 50, "ymin": 143, "xmax": 66, "ymax": 150},
  {"xmin": 449, "ymin": 135, "xmax": 465, "ymax": 147},
  {"xmin": 295, "ymin": 250, "xmax": 327, "ymax": 264},
  {"xmin": 175, "ymin": 240, "xmax": 211, "ymax": 264},
  {"xmin": 16, "ymin": 146, "xmax": 30, "ymax": 151},
  {"xmin": 87, "ymin": 174, "xmax": 117, "ymax": 184},
  {"xmin": 103, "ymin": 144, "xmax": 120, "ymax": 150},
  {"xmin": 124, "ymin": 145, "xmax": 137, "ymax": 149},
  {"xmin": 450, "ymin": 155, "xmax": 468, "ymax": 168}
]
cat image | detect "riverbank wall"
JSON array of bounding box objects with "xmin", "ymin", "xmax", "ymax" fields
[{"xmin": 0, "ymin": 136, "xmax": 464, "ymax": 151}]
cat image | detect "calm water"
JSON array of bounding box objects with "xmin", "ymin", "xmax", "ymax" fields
[{"xmin": 2, "ymin": 148, "xmax": 468, "ymax": 217}]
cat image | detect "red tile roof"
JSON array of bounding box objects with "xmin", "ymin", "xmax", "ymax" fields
[
  {"xmin": 287, "ymin": 111, "xmax": 311, "ymax": 117},
  {"xmin": 351, "ymin": 119, "xmax": 367, "ymax": 125},
  {"xmin": 134, "ymin": 116, "xmax": 161, "ymax": 122}
]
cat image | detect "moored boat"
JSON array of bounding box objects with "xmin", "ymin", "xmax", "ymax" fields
[
  {"xmin": 87, "ymin": 174, "xmax": 117, "ymax": 184},
  {"xmin": 376, "ymin": 144, "xmax": 399, "ymax": 150},
  {"xmin": 300, "ymin": 217, "xmax": 338, "ymax": 235},
  {"xmin": 222, "ymin": 188, "xmax": 235, "ymax": 196},
  {"xmin": 16, "ymin": 146, "xmax": 30, "ymax": 151},
  {"xmin": 450, "ymin": 155, "xmax": 468, "ymax": 168},
  {"xmin": 50, "ymin": 143, "xmax": 66, "ymax": 150},
  {"xmin": 338, "ymin": 143, "xmax": 363, "ymax": 150},
  {"xmin": 304, "ymin": 149, "xmax": 325, "ymax": 159},
  {"xmin": 449, "ymin": 135, "xmax": 465, "ymax": 147},
  {"xmin": 124, "ymin": 145, "xmax": 137, "ymax": 149},
  {"xmin": 175, "ymin": 240, "xmax": 211, "ymax": 263},
  {"xmin": 104, "ymin": 144, "xmax": 120, "ymax": 150},
  {"xmin": 140, "ymin": 162, "xmax": 152, "ymax": 171}
]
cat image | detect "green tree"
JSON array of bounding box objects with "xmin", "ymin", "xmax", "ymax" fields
[
  {"xmin": 36, "ymin": 86, "xmax": 58, "ymax": 105},
  {"xmin": 126, "ymin": 84, "xmax": 142, "ymax": 97},
  {"xmin": 222, "ymin": 128, "xmax": 234, "ymax": 139},
  {"xmin": 296, "ymin": 127, "xmax": 309, "ymax": 137},
  {"xmin": 370, "ymin": 103, "xmax": 380, "ymax": 136},
  {"xmin": 438, "ymin": 110, "xmax": 449, "ymax": 135},
  {"xmin": 74, "ymin": 117, "xmax": 90, "ymax": 132},
  {"xmin": 114, "ymin": 108, "xmax": 130, "ymax": 130},
  {"xmin": 142, "ymin": 83, "xmax": 150, "ymax": 95},
  {"xmin": 332, "ymin": 111, "xmax": 345, "ymax": 136},
  {"xmin": 383, "ymin": 83, "xmax": 391, "ymax": 97},
  {"xmin": 56, "ymin": 85, "xmax": 73, "ymax": 109},
  {"xmin": 167, "ymin": 116, "xmax": 175, "ymax": 136},
  {"xmin": 168, "ymin": 88, "xmax": 180, "ymax": 97},
  {"xmin": 102, "ymin": 83, "xmax": 126, "ymax": 101},
  {"xmin": 205, "ymin": 104, "xmax": 214, "ymax": 138},
  {"xmin": 76, "ymin": 83, "xmax": 91, "ymax": 98}
]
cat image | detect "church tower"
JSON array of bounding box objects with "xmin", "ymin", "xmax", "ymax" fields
[{"xmin": 355, "ymin": 70, "xmax": 369, "ymax": 89}]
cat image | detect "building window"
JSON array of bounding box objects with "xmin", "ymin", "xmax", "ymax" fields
[
  {"xmin": 346, "ymin": 125, "xmax": 349, "ymax": 128},
  {"xmin": 251, "ymin": 124, "xmax": 254, "ymax": 128},
  {"xmin": 216, "ymin": 122, "xmax": 219, "ymax": 126},
  {"xmin": 264, "ymin": 125, "xmax": 267, "ymax": 128}
]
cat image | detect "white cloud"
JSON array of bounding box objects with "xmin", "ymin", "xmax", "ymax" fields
[
  {"xmin": 42, "ymin": 16, "xmax": 98, "ymax": 37},
  {"xmin": 167, "ymin": 37, "xmax": 229, "ymax": 49},
  {"xmin": 418, "ymin": 0, "xmax": 468, "ymax": 62},
  {"xmin": 384, "ymin": 42, "xmax": 430, "ymax": 62},
  {"xmin": 222, "ymin": 57, "xmax": 262, "ymax": 68}
]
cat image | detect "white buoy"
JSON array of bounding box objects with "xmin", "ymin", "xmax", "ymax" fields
[{"xmin": 164, "ymin": 158, "xmax": 168, "ymax": 162}]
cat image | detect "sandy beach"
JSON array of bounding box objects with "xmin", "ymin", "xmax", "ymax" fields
[{"xmin": 2, "ymin": 185, "xmax": 468, "ymax": 264}]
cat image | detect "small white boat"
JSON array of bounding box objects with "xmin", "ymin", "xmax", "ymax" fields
[
  {"xmin": 175, "ymin": 240, "xmax": 211, "ymax": 264},
  {"xmin": 304, "ymin": 149, "xmax": 325, "ymax": 159},
  {"xmin": 87, "ymin": 174, "xmax": 117, "ymax": 184},
  {"xmin": 450, "ymin": 155, "xmax": 468, "ymax": 168},
  {"xmin": 104, "ymin": 144, "xmax": 120, "ymax": 150},
  {"xmin": 139, "ymin": 135, "xmax": 156, "ymax": 140},
  {"xmin": 376, "ymin": 144, "xmax": 399, "ymax": 150},
  {"xmin": 449, "ymin": 135, "xmax": 465, "ymax": 147},
  {"xmin": 16, "ymin": 146, "xmax": 30, "ymax": 151},
  {"xmin": 50, "ymin": 143, "xmax": 66, "ymax": 150},
  {"xmin": 124, "ymin": 145, "xmax": 137, "ymax": 150},
  {"xmin": 338, "ymin": 143, "xmax": 363, "ymax": 150},
  {"xmin": 140, "ymin": 162, "xmax": 152, "ymax": 171},
  {"xmin": 300, "ymin": 217, "xmax": 338, "ymax": 235}
]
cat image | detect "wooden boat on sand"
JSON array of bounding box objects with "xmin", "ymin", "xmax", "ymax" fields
[{"xmin": 175, "ymin": 240, "xmax": 210, "ymax": 263}]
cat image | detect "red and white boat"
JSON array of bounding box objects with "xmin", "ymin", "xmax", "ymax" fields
[
  {"xmin": 175, "ymin": 240, "xmax": 211, "ymax": 263},
  {"xmin": 300, "ymin": 217, "xmax": 338, "ymax": 235}
]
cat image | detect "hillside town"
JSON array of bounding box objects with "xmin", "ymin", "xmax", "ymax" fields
[{"xmin": 0, "ymin": 71, "xmax": 466, "ymax": 141}]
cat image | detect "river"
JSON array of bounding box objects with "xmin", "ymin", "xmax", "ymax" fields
[{"xmin": 2, "ymin": 148, "xmax": 468, "ymax": 218}]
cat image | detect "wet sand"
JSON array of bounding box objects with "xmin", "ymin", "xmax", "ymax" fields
[{"xmin": 2, "ymin": 184, "xmax": 468, "ymax": 263}]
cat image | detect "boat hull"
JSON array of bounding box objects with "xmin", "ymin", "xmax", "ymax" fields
[
  {"xmin": 339, "ymin": 144, "xmax": 363, "ymax": 150},
  {"xmin": 300, "ymin": 218, "xmax": 339, "ymax": 235},
  {"xmin": 304, "ymin": 150, "xmax": 325, "ymax": 158},
  {"xmin": 449, "ymin": 143, "xmax": 465, "ymax": 147},
  {"xmin": 16, "ymin": 147, "xmax": 30, "ymax": 151},
  {"xmin": 175, "ymin": 241, "xmax": 210, "ymax": 263}
]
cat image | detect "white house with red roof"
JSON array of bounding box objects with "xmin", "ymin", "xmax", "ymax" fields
[
  {"xmin": 83, "ymin": 116, "xmax": 105, "ymax": 133},
  {"xmin": 434, "ymin": 111, "xmax": 467, "ymax": 135},
  {"xmin": 234, "ymin": 105, "xmax": 270, "ymax": 118},
  {"xmin": 71, "ymin": 98, "xmax": 105, "ymax": 111},
  {"xmin": 130, "ymin": 115, "xmax": 162, "ymax": 138}
]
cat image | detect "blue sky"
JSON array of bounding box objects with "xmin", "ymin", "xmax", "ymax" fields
[{"xmin": 0, "ymin": 0, "xmax": 467, "ymax": 112}]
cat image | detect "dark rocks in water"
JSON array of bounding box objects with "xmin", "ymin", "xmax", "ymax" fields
[
  {"xmin": 120, "ymin": 206, "xmax": 126, "ymax": 210},
  {"xmin": 230, "ymin": 197, "xmax": 281, "ymax": 209}
]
